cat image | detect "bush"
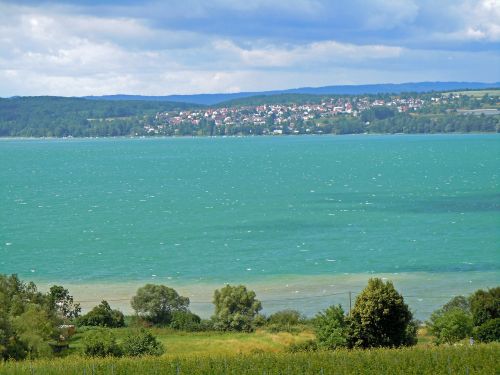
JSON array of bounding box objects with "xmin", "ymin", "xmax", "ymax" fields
[
  {"xmin": 348, "ymin": 278, "xmax": 417, "ymax": 348},
  {"xmin": 268, "ymin": 310, "xmax": 304, "ymax": 326},
  {"xmin": 121, "ymin": 329, "xmax": 165, "ymax": 357},
  {"xmin": 131, "ymin": 284, "xmax": 190, "ymax": 326},
  {"xmin": 428, "ymin": 308, "xmax": 473, "ymax": 345},
  {"xmin": 77, "ymin": 301, "xmax": 124, "ymax": 328},
  {"xmin": 212, "ymin": 284, "xmax": 262, "ymax": 332},
  {"xmin": 286, "ymin": 340, "xmax": 318, "ymax": 352},
  {"xmin": 314, "ymin": 305, "xmax": 348, "ymax": 349},
  {"xmin": 469, "ymin": 287, "xmax": 499, "ymax": 327},
  {"xmin": 253, "ymin": 314, "xmax": 267, "ymax": 328},
  {"xmin": 474, "ymin": 318, "xmax": 500, "ymax": 343},
  {"xmin": 169, "ymin": 311, "xmax": 201, "ymax": 331},
  {"xmin": 81, "ymin": 329, "xmax": 121, "ymax": 357}
]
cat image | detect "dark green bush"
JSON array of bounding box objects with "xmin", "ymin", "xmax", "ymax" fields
[
  {"xmin": 169, "ymin": 311, "xmax": 201, "ymax": 331},
  {"xmin": 121, "ymin": 329, "xmax": 164, "ymax": 357},
  {"xmin": 428, "ymin": 308, "xmax": 473, "ymax": 345},
  {"xmin": 81, "ymin": 329, "xmax": 121, "ymax": 357},
  {"xmin": 286, "ymin": 340, "xmax": 318, "ymax": 352},
  {"xmin": 268, "ymin": 310, "xmax": 304, "ymax": 326},
  {"xmin": 77, "ymin": 301, "xmax": 124, "ymax": 328},
  {"xmin": 314, "ymin": 305, "xmax": 348, "ymax": 349},
  {"xmin": 475, "ymin": 318, "xmax": 500, "ymax": 343},
  {"xmin": 469, "ymin": 287, "xmax": 499, "ymax": 326}
]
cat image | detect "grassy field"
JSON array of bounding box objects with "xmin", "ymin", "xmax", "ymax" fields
[
  {"xmin": 68, "ymin": 327, "xmax": 316, "ymax": 357},
  {"xmin": 2, "ymin": 344, "xmax": 498, "ymax": 374}
]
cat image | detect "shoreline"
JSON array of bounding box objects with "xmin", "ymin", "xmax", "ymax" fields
[
  {"xmin": 32, "ymin": 271, "xmax": 499, "ymax": 320},
  {"xmin": 0, "ymin": 132, "xmax": 499, "ymax": 141}
]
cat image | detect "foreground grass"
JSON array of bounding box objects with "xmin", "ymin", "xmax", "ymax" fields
[{"xmin": 2, "ymin": 344, "xmax": 499, "ymax": 375}]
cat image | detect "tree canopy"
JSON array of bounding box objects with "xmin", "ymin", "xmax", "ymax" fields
[
  {"xmin": 131, "ymin": 284, "xmax": 190, "ymax": 325},
  {"xmin": 348, "ymin": 278, "xmax": 417, "ymax": 348},
  {"xmin": 212, "ymin": 284, "xmax": 262, "ymax": 332}
]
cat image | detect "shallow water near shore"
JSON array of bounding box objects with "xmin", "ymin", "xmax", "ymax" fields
[{"xmin": 1, "ymin": 135, "xmax": 499, "ymax": 319}]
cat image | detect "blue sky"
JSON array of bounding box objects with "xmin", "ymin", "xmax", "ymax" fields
[{"xmin": 0, "ymin": 0, "xmax": 499, "ymax": 96}]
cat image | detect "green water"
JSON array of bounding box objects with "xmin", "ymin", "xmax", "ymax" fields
[{"xmin": 1, "ymin": 135, "xmax": 499, "ymax": 317}]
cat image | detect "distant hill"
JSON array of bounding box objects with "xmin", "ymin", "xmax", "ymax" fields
[{"xmin": 85, "ymin": 82, "xmax": 500, "ymax": 105}]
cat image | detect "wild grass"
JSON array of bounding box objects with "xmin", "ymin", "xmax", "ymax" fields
[{"xmin": 2, "ymin": 344, "xmax": 498, "ymax": 375}]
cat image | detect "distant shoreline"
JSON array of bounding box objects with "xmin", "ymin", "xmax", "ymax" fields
[{"xmin": 0, "ymin": 131, "xmax": 499, "ymax": 141}]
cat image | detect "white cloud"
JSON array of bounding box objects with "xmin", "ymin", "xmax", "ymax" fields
[
  {"xmin": 0, "ymin": 0, "xmax": 498, "ymax": 96},
  {"xmin": 213, "ymin": 40, "xmax": 403, "ymax": 68}
]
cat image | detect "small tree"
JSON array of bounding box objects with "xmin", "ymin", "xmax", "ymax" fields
[
  {"xmin": 348, "ymin": 278, "xmax": 417, "ymax": 348},
  {"xmin": 11, "ymin": 304, "xmax": 58, "ymax": 359},
  {"xmin": 469, "ymin": 287, "xmax": 499, "ymax": 327},
  {"xmin": 314, "ymin": 305, "xmax": 348, "ymax": 349},
  {"xmin": 428, "ymin": 307, "xmax": 473, "ymax": 345},
  {"xmin": 212, "ymin": 284, "xmax": 262, "ymax": 332},
  {"xmin": 77, "ymin": 300, "xmax": 124, "ymax": 328},
  {"xmin": 441, "ymin": 296, "xmax": 470, "ymax": 313},
  {"xmin": 121, "ymin": 329, "xmax": 165, "ymax": 357},
  {"xmin": 48, "ymin": 285, "xmax": 81, "ymax": 320},
  {"xmin": 131, "ymin": 284, "xmax": 190, "ymax": 325}
]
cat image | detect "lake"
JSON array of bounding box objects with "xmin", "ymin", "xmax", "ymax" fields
[{"xmin": 1, "ymin": 134, "xmax": 499, "ymax": 319}]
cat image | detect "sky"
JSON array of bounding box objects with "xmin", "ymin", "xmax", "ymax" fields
[{"xmin": 0, "ymin": 0, "xmax": 499, "ymax": 96}]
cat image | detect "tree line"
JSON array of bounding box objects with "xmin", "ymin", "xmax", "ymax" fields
[
  {"xmin": 0, "ymin": 274, "xmax": 498, "ymax": 360},
  {"xmin": 0, "ymin": 95, "xmax": 498, "ymax": 137}
]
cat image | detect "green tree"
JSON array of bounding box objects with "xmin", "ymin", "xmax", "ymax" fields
[
  {"xmin": 348, "ymin": 278, "xmax": 417, "ymax": 348},
  {"xmin": 11, "ymin": 304, "xmax": 58, "ymax": 359},
  {"xmin": 212, "ymin": 284, "xmax": 262, "ymax": 332},
  {"xmin": 77, "ymin": 300, "xmax": 124, "ymax": 328},
  {"xmin": 131, "ymin": 284, "xmax": 190, "ymax": 325},
  {"xmin": 48, "ymin": 285, "xmax": 81, "ymax": 320},
  {"xmin": 314, "ymin": 305, "xmax": 348, "ymax": 349},
  {"xmin": 121, "ymin": 329, "xmax": 165, "ymax": 357},
  {"xmin": 469, "ymin": 287, "xmax": 499, "ymax": 327},
  {"xmin": 441, "ymin": 296, "xmax": 470, "ymax": 313},
  {"xmin": 428, "ymin": 308, "xmax": 473, "ymax": 345}
]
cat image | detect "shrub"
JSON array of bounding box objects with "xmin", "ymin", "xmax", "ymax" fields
[
  {"xmin": 428, "ymin": 307, "xmax": 473, "ymax": 345},
  {"xmin": 212, "ymin": 284, "xmax": 262, "ymax": 332},
  {"xmin": 131, "ymin": 284, "xmax": 190, "ymax": 326},
  {"xmin": 348, "ymin": 278, "xmax": 417, "ymax": 348},
  {"xmin": 169, "ymin": 311, "xmax": 201, "ymax": 331},
  {"xmin": 253, "ymin": 314, "xmax": 267, "ymax": 328},
  {"xmin": 469, "ymin": 287, "xmax": 499, "ymax": 327},
  {"xmin": 121, "ymin": 329, "xmax": 165, "ymax": 357},
  {"xmin": 81, "ymin": 329, "xmax": 121, "ymax": 357},
  {"xmin": 77, "ymin": 301, "xmax": 124, "ymax": 328},
  {"xmin": 474, "ymin": 318, "xmax": 500, "ymax": 343},
  {"xmin": 286, "ymin": 339, "xmax": 318, "ymax": 352},
  {"xmin": 268, "ymin": 310, "xmax": 304, "ymax": 326},
  {"xmin": 314, "ymin": 305, "xmax": 348, "ymax": 349},
  {"xmin": 11, "ymin": 304, "xmax": 58, "ymax": 359}
]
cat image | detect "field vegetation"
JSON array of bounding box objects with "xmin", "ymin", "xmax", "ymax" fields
[{"xmin": 1, "ymin": 274, "xmax": 498, "ymax": 374}]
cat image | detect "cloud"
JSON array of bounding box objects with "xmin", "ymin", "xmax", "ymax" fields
[
  {"xmin": 213, "ymin": 40, "xmax": 403, "ymax": 68},
  {"xmin": 0, "ymin": 0, "xmax": 498, "ymax": 96}
]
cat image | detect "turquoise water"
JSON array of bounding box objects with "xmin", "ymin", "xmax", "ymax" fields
[{"xmin": 1, "ymin": 135, "xmax": 499, "ymax": 317}]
